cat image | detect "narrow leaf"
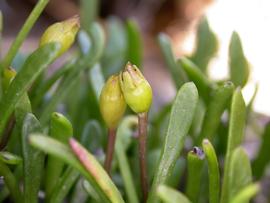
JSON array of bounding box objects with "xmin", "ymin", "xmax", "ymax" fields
[
  {"xmin": 0, "ymin": 43, "xmax": 60, "ymax": 138},
  {"xmin": 157, "ymin": 185, "xmax": 191, "ymax": 203},
  {"xmin": 191, "ymin": 17, "xmax": 218, "ymax": 73},
  {"xmin": 126, "ymin": 19, "xmax": 143, "ymax": 68},
  {"xmin": 22, "ymin": 114, "xmax": 44, "ymax": 203},
  {"xmin": 158, "ymin": 33, "xmax": 188, "ymax": 88},
  {"xmin": 230, "ymin": 183, "xmax": 260, "ymax": 203},
  {"xmin": 0, "ymin": 151, "xmax": 22, "ymax": 165},
  {"xmin": 252, "ymin": 122, "xmax": 270, "ymax": 179},
  {"xmin": 221, "ymin": 88, "xmax": 246, "ymax": 203},
  {"xmin": 178, "ymin": 57, "xmax": 212, "ymax": 102},
  {"xmin": 202, "ymin": 139, "xmax": 220, "ymax": 203},
  {"xmin": 229, "ymin": 32, "xmax": 250, "ymax": 87},
  {"xmin": 185, "ymin": 147, "xmax": 205, "ymax": 202},
  {"xmin": 197, "ymin": 81, "xmax": 234, "ymax": 143},
  {"xmin": 228, "ymin": 147, "xmax": 252, "ymax": 202},
  {"xmin": 148, "ymin": 82, "xmax": 198, "ymax": 203},
  {"xmin": 69, "ymin": 138, "xmax": 125, "ymax": 203}
]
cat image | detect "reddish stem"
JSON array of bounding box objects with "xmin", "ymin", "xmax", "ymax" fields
[
  {"xmin": 104, "ymin": 128, "xmax": 117, "ymax": 175},
  {"xmin": 138, "ymin": 112, "xmax": 149, "ymax": 202}
]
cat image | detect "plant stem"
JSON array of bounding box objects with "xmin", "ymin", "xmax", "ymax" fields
[
  {"xmin": 138, "ymin": 112, "xmax": 149, "ymax": 202},
  {"xmin": 104, "ymin": 128, "xmax": 116, "ymax": 175},
  {"xmin": 0, "ymin": 115, "xmax": 15, "ymax": 150},
  {"xmin": 0, "ymin": 0, "xmax": 49, "ymax": 73}
]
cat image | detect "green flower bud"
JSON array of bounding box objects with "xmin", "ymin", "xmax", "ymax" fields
[
  {"xmin": 120, "ymin": 62, "xmax": 152, "ymax": 113},
  {"xmin": 2, "ymin": 67, "xmax": 16, "ymax": 92},
  {"xmin": 100, "ymin": 75, "xmax": 126, "ymax": 128},
  {"xmin": 40, "ymin": 16, "xmax": 80, "ymax": 56}
]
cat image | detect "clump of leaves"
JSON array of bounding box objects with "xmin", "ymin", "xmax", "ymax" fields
[{"xmin": 0, "ymin": 1, "xmax": 268, "ymax": 203}]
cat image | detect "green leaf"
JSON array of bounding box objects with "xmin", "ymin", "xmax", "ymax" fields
[
  {"xmin": 0, "ymin": 0, "xmax": 49, "ymax": 72},
  {"xmin": 29, "ymin": 135, "xmax": 124, "ymax": 203},
  {"xmin": 197, "ymin": 81, "xmax": 234, "ymax": 143},
  {"xmin": 88, "ymin": 63, "xmax": 105, "ymax": 101},
  {"xmin": 0, "ymin": 161, "xmax": 22, "ymax": 203},
  {"xmin": 221, "ymin": 88, "xmax": 246, "ymax": 203},
  {"xmin": 158, "ymin": 33, "xmax": 188, "ymax": 88},
  {"xmin": 69, "ymin": 138, "xmax": 125, "ymax": 203},
  {"xmin": 178, "ymin": 57, "xmax": 212, "ymax": 102},
  {"xmin": 29, "ymin": 135, "xmax": 109, "ymax": 202},
  {"xmin": 39, "ymin": 22, "xmax": 105, "ymax": 124},
  {"xmin": 148, "ymin": 82, "xmax": 198, "ymax": 203},
  {"xmin": 126, "ymin": 19, "xmax": 143, "ymax": 68},
  {"xmin": 80, "ymin": 0, "xmax": 98, "ymax": 29},
  {"xmin": 49, "ymin": 166, "xmax": 80, "ymax": 203},
  {"xmin": 157, "ymin": 185, "xmax": 191, "ymax": 203},
  {"xmin": 229, "ymin": 32, "xmax": 250, "ymax": 87},
  {"xmin": 0, "ymin": 43, "xmax": 60, "ymax": 138},
  {"xmin": 230, "ymin": 183, "xmax": 260, "ymax": 203},
  {"xmin": 0, "ymin": 151, "xmax": 22, "ymax": 165},
  {"xmin": 80, "ymin": 120, "xmax": 103, "ymax": 152},
  {"xmin": 202, "ymin": 139, "xmax": 220, "ymax": 203},
  {"xmin": 101, "ymin": 17, "xmax": 127, "ymax": 77},
  {"xmin": 191, "ymin": 17, "xmax": 218, "ymax": 73},
  {"xmin": 185, "ymin": 148, "xmax": 205, "ymax": 202},
  {"xmin": 22, "ymin": 113, "xmax": 45, "ymax": 203},
  {"xmin": 252, "ymin": 122, "xmax": 270, "ymax": 179},
  {"xmin": 228, "ymin": 147, "xmax": 252, "ymax": 202},
  {"xmin": 45, "ymin": 112, "xmax": 73, "ymax": 199},
  {"xmin": 116, "ymin": 116, "xmax": 139, "ymax": 203}
]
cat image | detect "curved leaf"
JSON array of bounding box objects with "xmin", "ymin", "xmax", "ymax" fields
[
  {"xmin": 157, "ymin": 185, "xmax": 191, "ymax": 203},
  {"xmin": 0, "ymin": 43, "xmax": 60, "ymax": 138},
  {"xmin": 148, "ymin": 82, "xmax": 198, "ymax": 203}
]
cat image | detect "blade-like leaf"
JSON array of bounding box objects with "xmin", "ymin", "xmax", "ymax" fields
[
  {"xmin": 0, "ymin": 151, "xmax": 22, "ymax": 165},
  {"xmin": 221, "ymin": 88, "xmax": 246, "ymax": 203},
  {"xmin": 228, "ymin": 147, "xmax": 252, "ymax": 202},
  {"xmin": 252, "ymin": 122, "xmax": 270, "ymax": 179},
  {"xmin": 229, "ymin": 32, "xmax": 250, "ymax": 87},
  {"xmin": 126, "ymin": 19, "xmax": 143, "ymax": 68},
  {"xmin": 29, "ymin": 135, "xmax": 110, "ymax": 203},
  {"xmin": 197, "ymin": 81, "xmax": 234, "ymax": 143},
  {"xmin": 69, "ymin": 138, "xmax": 125, "ymax": 203},
  {"xmin": 185, "ymin": 148, "xmax": 205, "ymax": 202},
  {"xmin": 116, "ymin": 116, "xmax": 139, "ymax": 203},
  {"xmin": 158, "ymin": 33, "xmax": 188, "ymax": 88},
  {"xmin": 178, "ymin": 57, "xmax": 212, "ymax": 102},
  {"xmin": 101, "ymin": 17, "xmax": 127, "ymax": 77},
  {"xmin": 22, "ymin": 113, "xmax": 44, "ymax": 203},
  {"xmin": 191, "ymin": 17, "xmax": 218, "ymax": 73},
  {"xmin": 202, "ymin": 139, "xmax": 220, "ymax": 203},
  {"xmin": 230, "ymin": 183, "xmax": 260, "ymax": 203},
  {"xmin": 148, "ymin": 82, "xmax": 198, "ymax": 203},
  {"xmin": 0, "ymin": 43, "xmax": 60, "ymax": 138},
  {"xmin": 157, "ymin": 185, "xmax": 191, "ymax": 203}
]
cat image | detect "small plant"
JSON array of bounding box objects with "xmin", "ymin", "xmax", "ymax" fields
[{"xmin": 0, "ymin": 1, "xmax": 269, "ymax": 203}]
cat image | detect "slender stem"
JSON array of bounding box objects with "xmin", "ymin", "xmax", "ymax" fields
[
  {"xmin": 0, "ymin": 114, "xmax": 15, "ymax": 150},
  {"xmin": 0, "ymin": 161, "xmax": 22, "ymax": 203},
  {"xmin": 138, "ymin": 112, "xmax": 149, "ymax": 202},
  {"xmin": 0, "ymin": 0, "xmax": 49, "ymax": 73},
  {"xmin": 104, "ymin": 128, "xmax": 116, "ymax": 175}
]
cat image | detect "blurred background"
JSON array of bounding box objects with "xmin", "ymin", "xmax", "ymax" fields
[{"xmin": 0, "ymin": 0, "xmax": 269, "ymax": 115}]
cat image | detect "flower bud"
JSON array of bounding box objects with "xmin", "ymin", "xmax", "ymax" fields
[
  {"xmin": 120, "ymin": 62, "xmax": 152, "ymax": 113},
  {"xmin": 40, "ymin": 16, "xmax": 80, "ymax": 56},
  {"xmin": 2, "ymin": 67, "xmax": 16, "ymax": 92},
  {"xmin": 100, "ymin": 75, "xmax": 126, "ymax": 128}
]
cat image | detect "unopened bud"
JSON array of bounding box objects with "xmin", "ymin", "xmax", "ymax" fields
[
  {"xmin": 120, "ymin": 62, "xmax": 152, "ymax": 113},
  {"xmin": 100, "ymin": 75, "xmax": 126, "ymax": 128},
  {"xmin": 40, "ymin": 16, "xmax": 80, "ymax": 56}
]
